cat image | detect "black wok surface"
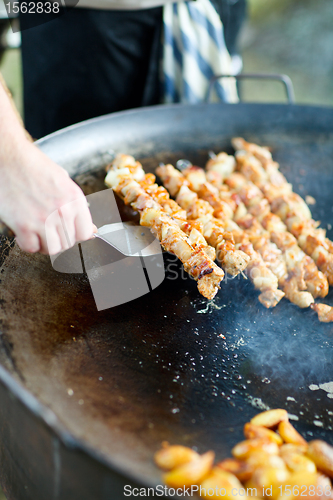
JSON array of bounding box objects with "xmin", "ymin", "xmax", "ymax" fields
[{"xmin": 0, "ymin": 103, "xmax": 333, "ymax": 500}]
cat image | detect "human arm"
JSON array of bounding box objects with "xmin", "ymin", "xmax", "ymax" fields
[{"xmin": 0, "ymin": 78, "xmax": 95, "ymax": 255}]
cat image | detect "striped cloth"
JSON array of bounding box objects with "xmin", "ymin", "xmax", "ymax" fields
[{"xmin": 162, "ymin": 0, "xmax": 238, "ymax": 104}]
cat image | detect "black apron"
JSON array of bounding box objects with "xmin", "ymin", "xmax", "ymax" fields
[{"xmin": 20, "ymin": 6, "xmax": 163, "ymax": 138}]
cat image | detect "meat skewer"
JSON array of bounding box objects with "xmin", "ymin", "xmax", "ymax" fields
[
  {"xmin": 230, "ymin": 138, "xmax": 333, "ymax": 321},
  {"xmin": 156, "ymin": 164, "xmax": 250, "ymax": 278},
  {"xmin": 105, "ymin": 156, "xmax": 224, "ymax": 300},
  {"xmin": 138, "ymin": 173, "xmax": 216, "ymax": 261},
  {"xmin": 181, "ymin": 158, "xmax": 328, "ymax": 309},
  {"xmin": 186, "ymin": 161, "xmax": 320, "ymax": 309},
  {"xmin": 220, "ymin": 171, "xmax": 328, "ymax": 302},
  {"xmin": 232, "ymin": 138, "xmax": 333, "ymax": 286},
  {"xmin": 108, "ymin": 155, "xmax": 216, "ymax": 261},
  {"xmin": 156, "ymin": 163, "xmax": 284, "ymax": 308},
  {"xmin": 104, "ymin": 147, "xmax": 333, "ymax": 322},
  {"xmin": 207, "ymin": 153, "xmax": 328, "ymax": 303}
]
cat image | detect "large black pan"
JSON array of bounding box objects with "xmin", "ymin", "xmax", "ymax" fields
[{"xmin": 1, "ymin": 103, "xmax": 333, "ymax": 500}]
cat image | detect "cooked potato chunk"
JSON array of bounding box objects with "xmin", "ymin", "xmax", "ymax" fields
[
  {"xmin": 278, "ymin": 421, "xmax": 307, "ymax": 447},
  {"xmin": 250, "ymin": 409, "xmax": 288, "ymax": 429},
  {"xmin": 163, "ymin": 451, "xmax": 214, "ymax": 488},
  {"xmin": 307, "ymin": 440, "xmax": 333, "ymax": 478},
  {"xmin": 154, "ymin": 443, "xmax": 199, "ymax": 470}
]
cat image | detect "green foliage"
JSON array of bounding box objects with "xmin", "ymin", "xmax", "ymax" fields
[{"xmin": 248, "ymin": 0, "xmax": 308, "ymax": 21}]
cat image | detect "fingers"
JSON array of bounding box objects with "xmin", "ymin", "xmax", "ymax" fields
[
  {"xmin": 73, "ymin": 199, "xmax": 94, "ymax": 242},
  {"xmin": 59, "ymin": 196, "xmax": 94, "ymax": 244},
  {"xmin": 43, "ymin": 208, "xmax": 72, "ymax": 255},
  {"xmin": 1, "ymin": 143, "xmax": 95, "ymax": 256},
  {"xmin": 17, "ymin": 223, "xmax": 69, "ymax": 256},
  {"xmin": 41, "ymin": 196, "xmax": 94, "ymax": 255},
  {"xmin": 16, "ymin": 232, "xmax": 41, "ymax": 253},
  {"xmin": 58, "ymin": 202, "xmax": 77, "ymax": 248},
  {"xmin": 13, "ymin": 186, "xmax": 94, "ymax": 256},
  {"xmin": 40, "ymin": 224, "xmax": 62, "ymax": 255}
]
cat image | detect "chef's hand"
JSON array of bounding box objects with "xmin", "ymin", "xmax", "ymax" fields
[
  {"xmin": 0, "ymin": 76, "xmax": 96, "ymax": 255},
  {"xmin": 0, "ymin": 140, "xmax": 95, "ymax": 255}
]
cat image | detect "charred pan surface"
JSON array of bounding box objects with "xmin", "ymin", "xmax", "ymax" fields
[{"xmin": 1, "ymin": 231, "xmax": 333, "ymax": 494}]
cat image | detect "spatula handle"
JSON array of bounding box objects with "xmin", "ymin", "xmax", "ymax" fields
[{"xmin": 0, "ymin": 221, "xmax": 15, "ymax": 238}]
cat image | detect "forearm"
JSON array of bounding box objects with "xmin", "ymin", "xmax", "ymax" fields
[
  {"xmin": 0, "ymin": 77, "xmax": 31, "ymax": 167},
  {"xmin": 0, "ymin": 77, "xmax": 94, "ymax": 254}
]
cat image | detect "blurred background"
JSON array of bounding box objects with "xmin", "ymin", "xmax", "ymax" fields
[
  {"xmin": 0, "ymin": 0, "xmax": 332, "ymax": 497},
  {"xmin": 1, "ymin": 0, "xmax": 332, "ymax": 121},
  {"xmin": 241, "ymin": 0, "xmax": 333, "ymax": 105}
]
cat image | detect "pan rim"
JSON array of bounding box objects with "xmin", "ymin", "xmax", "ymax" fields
[{"xmin": 36, "ymin": 101, "xmax": 333, "ymax": 147}]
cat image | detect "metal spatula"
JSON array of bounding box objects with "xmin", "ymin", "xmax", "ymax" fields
[{"xmin": 95, "ymin": 222, "xmax": 161, "ymax": 257}]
